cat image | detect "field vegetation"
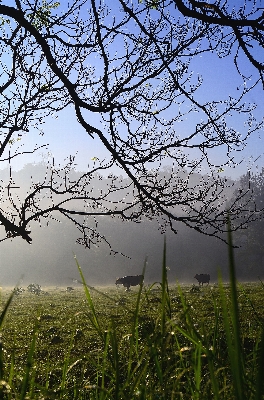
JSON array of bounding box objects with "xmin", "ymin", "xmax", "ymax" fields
[{"xmin": 0, "ymin": 251, "xmax": 264, "ymax": 399}]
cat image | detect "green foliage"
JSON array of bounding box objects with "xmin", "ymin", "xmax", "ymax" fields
[
  {"xmin": 0, "ymin": 246, "xmax": 263, "ymax": 398},
  {"xmin": 138, "ymin": 0, "xmax": 160, "ymax": 10},
  {"xmin": 27, "ymin": 1, "xmax": 60, "ymax": 30},
  {"xmin": 40, "ymin": 84, "xmax": 50, "ymax": 92},
  {"xmin": 8, "ymin": 137, "xmax": 22, "ymax": 145}
]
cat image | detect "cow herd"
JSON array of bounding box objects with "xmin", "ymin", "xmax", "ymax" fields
[
  {"xmin": 14, "ymin": 273, "xmax": 211, "ymax": 295},
  {"xmin": 115, "ymin": 273, "xmax": 210, "ymax": 290}
]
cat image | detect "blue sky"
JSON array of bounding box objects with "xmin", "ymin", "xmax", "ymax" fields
[
  {"xmin": 1, "ymin": 0, "xmax": 263, "ymax": 181},
  {"xmin": 18, "ymin": 51, "xmax": 262, "ymax": 180}
]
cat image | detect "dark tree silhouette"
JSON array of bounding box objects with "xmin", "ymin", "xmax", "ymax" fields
[
  {"xmin": 0, "ymin": 0, "xmax": 263, "ymax": 247},
  {"xmin": 230, "ymin": 168, "xmax": 264, "ymax": 269},
  {"xmin": 174, "ymin": 0, "xmax": 264, "ymax": 86}
]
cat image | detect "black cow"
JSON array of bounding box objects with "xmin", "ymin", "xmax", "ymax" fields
[
  {"xmin": 194, "ymin": 273, "xmax": 210, "ymax": 286},
  {"xmin": 115, "ymin": 275, "xmax": 144, "ymax": 291}
]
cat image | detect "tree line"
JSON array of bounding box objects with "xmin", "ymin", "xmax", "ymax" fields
[{"xmin": 0, "ymin": 162, "xmax": 263, "ymax": 284}]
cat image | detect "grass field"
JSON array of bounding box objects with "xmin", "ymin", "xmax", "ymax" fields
[{"xmin": 0, "ymin": 267, "xmax": 264, "ymax": 399}]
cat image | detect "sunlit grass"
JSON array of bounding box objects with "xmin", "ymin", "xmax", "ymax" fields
[{"xmin": 0, "ymin": 248, "xmax": 263, "ymax": 398}]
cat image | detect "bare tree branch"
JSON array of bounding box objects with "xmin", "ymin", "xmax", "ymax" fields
[{"xmin": 0, "ymin": 0, "xmax": 262, "ymax": 248}]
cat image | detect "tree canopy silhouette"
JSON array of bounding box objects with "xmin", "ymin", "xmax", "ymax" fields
[
  {"xmin": 230, "ymin": 168, "xmax": 264, "ymax": 268},
  {"xmin": 0, "ymin": 0, "xmax": 263, "ymax": 247}
]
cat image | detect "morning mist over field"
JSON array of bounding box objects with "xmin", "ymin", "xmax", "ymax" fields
[{"xmin": 0, "ymin": 163, "xmax": 263, "ymax": 287}]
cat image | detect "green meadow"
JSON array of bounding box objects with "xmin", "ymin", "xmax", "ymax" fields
[{"xmin": 0, "ymin": 253, "xmax": 264, "ymax": 399}]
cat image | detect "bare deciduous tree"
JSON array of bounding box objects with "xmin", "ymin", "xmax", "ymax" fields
[{"xmin": 0, "ymin": 0, "xmax": 263, "ymax": 247}]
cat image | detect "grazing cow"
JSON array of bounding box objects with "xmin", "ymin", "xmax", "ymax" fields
[
  {"xmin": 194, "ymin": 273, "xmax": 210, "ymax": 286},
  {"xmin": 115, "ymin": 275, "xmax": 144, "ymax": 291}
]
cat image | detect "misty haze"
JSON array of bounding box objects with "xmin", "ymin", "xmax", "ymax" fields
[{"xmin": 0, "ymin": 163, "xmax": 263, "ymax": 288}]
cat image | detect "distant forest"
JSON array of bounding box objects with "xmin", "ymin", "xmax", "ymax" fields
[{"xmin": 0, "ymin": 163, "xmax": 263, "ymax": 286}]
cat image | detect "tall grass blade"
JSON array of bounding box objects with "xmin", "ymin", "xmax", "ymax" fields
[
  {"xmin": 0, "ymin": 291, "xmax": 14, "ymax": 329},
  {"xmin": 0, "ymin": 290, "xmax": 15, "ymax": 398},
  {"xmin": 204, "ymin": 298, "xmax": 220, "ymax": 400},
  {"xmin": 228, "ymin": 219, "xmax": 245, "ymax": 399},
  {"xmin": 74, "ymin": 255, "xmax": 102, "ymax": 337},
  {"xmin": 99, "ymin": 328, "xmax": 111, "ymax": 400},
  {"xmin": 193, "ymin": 344, "xmax": 202, "ymax": 399},
  {"xmin": 218, "ymin": 217, "xmax": 245, "ymax": 400},
  {"xmin": 8, "ymin": 349, "xmax": 15, "ymax": 389},
  {"xmin": 127, "ymin": 258, "xmax": 146, "ymax": 375},
  {"xmin": 161, "ymin": 236, "xmax": 170, "ymax": 336},
  {"xmin": 19, "ymin": 320, "xmax": 38, "ymax": 400},
  {"xmin": 159, "ymin": 236, "xmax": 170, "ymax": 388},
  {"xmin": 0, "ymin": 334, "xmax": 3, "ymax": 382},
  {"xmin": 60, "ymin": 335, "xmax": 75, "ymax": 396},
  {"xmin": 132, "ymin": 259, "xmax": 146, "ymax": 349},
  {"xmin": 109, "ymin": 320, "xmax": 120, "ymax": 400},
  {"xmin": 254, "ymin": 326, "xmax": 264, "ymax": 399}
]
